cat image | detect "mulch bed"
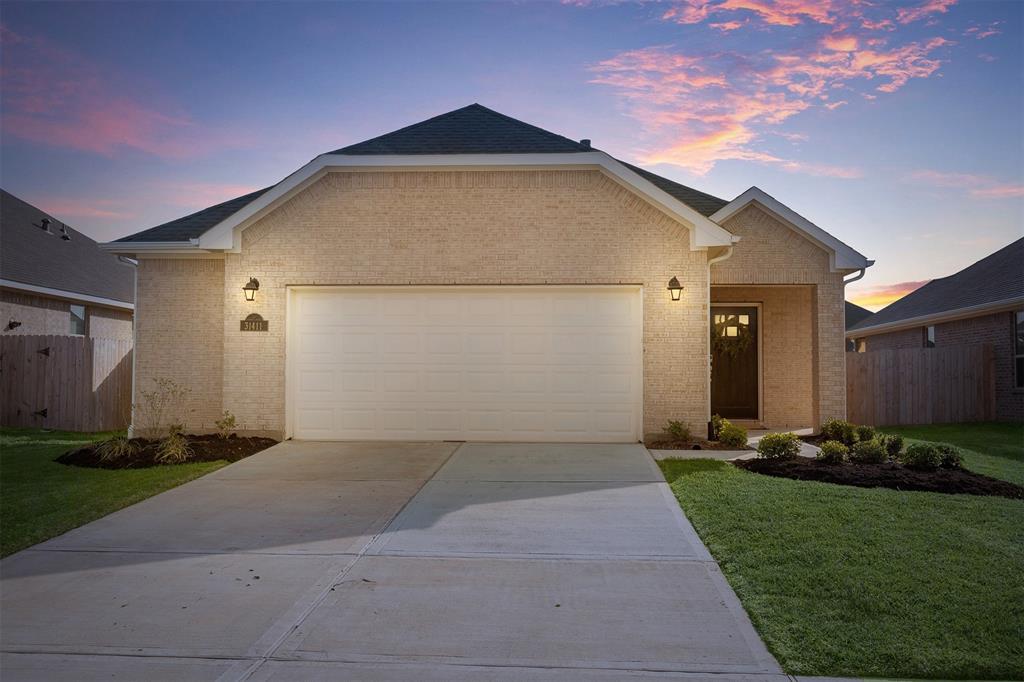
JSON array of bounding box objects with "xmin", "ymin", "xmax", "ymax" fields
[
  {"xmin": 734, "ymin": 457, "xmax": 1024, "ymax": 500},
  {"xmin": 56, "ymin": 435, "xmax": 278, "ymax": 469},
  {"xmin": 646, "ymin": 439, "xmax": 753, "ymax": 451}
]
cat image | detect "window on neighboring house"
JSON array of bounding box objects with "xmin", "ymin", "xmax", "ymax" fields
[
  {"xmin": 923, "ymin": 325, "xmax": 935, "ymax": 348},
  {"xmin": 69, "ymin": 305, "xmax": 86, "ymax": 336},
  {"xmin": 1015, "ymin": 311, "xmax": 1024, "ymax": 389},
  {"xmin": 857, "ymin": 339, "xmax": 867, "ymax": 353}
]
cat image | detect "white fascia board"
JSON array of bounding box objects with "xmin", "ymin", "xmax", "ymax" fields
[
  {"xmin": 0, "ymin": 279, "xmax": 134, "ymax": 311},
  {"xmin": 99, "ymin": 240, "xmax": 213, "ymax": 256},
  {"xmin": 846, "ymin": 296, "xmax": 1024, "ymax": 338},
  {"xmin": 193, "ymin": 152, "xmax": 737, "ymax": 251},
  {"xmin": 711, "ymin": 187, "xmax": 871, "ymax": 271}
]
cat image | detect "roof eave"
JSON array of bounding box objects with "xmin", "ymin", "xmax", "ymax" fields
[{"xmin": 846, "ymin": 295, "xmax": 1024, "ymax": 338}]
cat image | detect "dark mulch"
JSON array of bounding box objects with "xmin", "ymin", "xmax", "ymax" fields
[
  {"xmin": 646, "ymin": 439, "xmax": 753, "ymax": 451},
  {"xmin": 56, "ymin": 435, "xmax": 278, "ymax": 469},
  {"xmin": 734, "ymin": 457, "xmax": 1024, "ymax": 500}
]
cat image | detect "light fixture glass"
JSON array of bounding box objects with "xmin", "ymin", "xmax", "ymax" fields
[
  {"xmin": 667, "ymin": 276, "xmax": 683, "ymax": 301},
  {"xmin": 242, "ymin": 277, "xmax": 260, "ymax": 302}
]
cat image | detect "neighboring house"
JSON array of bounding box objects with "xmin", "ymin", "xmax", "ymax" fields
[
  {"xmin": 105, "ymin": 104, "xmax": 872, "ymax": 441},
  {"xmin": 845, "ymin": 301, "xmax": 873, "ymax": 351},
  {"xmin": 847, "ymin": 237, "xmax": 1024, "ymax": 422},
  {"xmin": 1, "ymin": 189, "xmax": 135, "ymax": 339}
]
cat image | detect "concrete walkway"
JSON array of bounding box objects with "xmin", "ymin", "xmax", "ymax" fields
[{"xmin": 0, "ymin": 441, "xmax": 783, "ymax": 680}]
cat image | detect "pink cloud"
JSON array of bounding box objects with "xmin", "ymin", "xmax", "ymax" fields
[
  {"xmin": 31, "ymin": 198, "xmax": 135, "ymax": 220},
  {"xmin": 664, "ymin": 0, "xmax": 838, "ymax": 27},
  {"xmin": 709, "ymin": 21, "xmax": 744, "ymax": 31},
  {"xmin": 965, "ymin": 21, "xmax": 1002, "ymax": 39},
  {"xmin": 906, "ymin": 170, "xmax": 1024, "ymax": 199},
  {"xmin": 158, "ymin": 183, "xmax": 263, "ymax": 210},
  {"xmin": 0, "ymin": 25, "xmax": 252, "ymax": 159},
  {"xmin": 851, "ymin": 280, "xmax": 930, "ymax": 310},
  {"xmin": 896, "ymin": 0, "xmax": 956, "ymax": 24}
]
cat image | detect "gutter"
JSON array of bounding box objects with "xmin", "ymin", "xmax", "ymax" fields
[
  {"xmin": 846, "ymin": 295, "xmax": 1024, "ymax": 339},
  {"xmin": 0, "ymin": 279, "xmax": 134, "ymax": 311}
]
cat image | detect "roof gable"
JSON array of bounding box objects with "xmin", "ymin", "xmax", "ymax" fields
[
  {"xmin": 845, "ymin": 301, "xmax": 873, "ymax": 330},
  {"xmin": 850, "ymin": 237, "xmax": 1024, "ymax": 332},
  {"xmin": 1, "ymin": 189, "xmax": 135, "ymax": 304},
  {"xmin": 115, "ymin": 187, "xmax": 271, "ymax": 243}
]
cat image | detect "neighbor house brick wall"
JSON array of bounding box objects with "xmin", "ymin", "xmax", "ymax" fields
[
  {"xmin": 88, "ymin": 308, "xmax": 133, "ymax": 340},
  {"xmin": 0, "ymin": 289, "xmax": 133, "ymax": 340},
  {"xmin": 711, "ymin": 285, "xmax": 814, "ymax": 427},
  {"xmin": 220, "ymin": 169, "xmax": 709, "ymax": 437},
  {"xmin": 712, "ymin": 204, "xmax": 848, "ymax": 427},
  {"xmin": 135, "ymin": 258, "xmax": 224, "ymax": 432},
  {"xmin": 861, "ymin": 311, "xmax": 1023, "ymax": 422}
]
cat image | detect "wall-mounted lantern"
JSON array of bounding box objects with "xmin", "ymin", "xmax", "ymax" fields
[
  {"xmin": 667, "ymin": 276, "xmax": 684, "ymax": 301},
  {"xmin": 242, "ymin": 277, "xmax": 260, "ymax": 302}
]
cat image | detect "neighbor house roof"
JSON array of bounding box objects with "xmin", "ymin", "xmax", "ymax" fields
[
  {"xmin": 1, "ymin": 189, "xmax": 135, "ymax": 306},
  {"xmin": 849, "ymin": 237, "xmax": 1024, "ymax": 334},
  {"xmin": 845, "ymin": 301, "xmax": 873, "ymax": 330},
  {"xmin": 112, "ymin": 104, "xmax": 730, "ymax": 244}
]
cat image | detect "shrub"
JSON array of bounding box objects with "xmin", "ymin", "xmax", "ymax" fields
[
  {"xmin": 663, "ymin": 419, "xmax": 692, "ymax": 443},
  {"xmin": 900, "ymin": 442, "xmax": 941, "ymax": 471},
  {"xmin": 935, "ymin": 443, "xmax": 965, "ymax": 469},
  {"xmin": 879, "ymin": 433, "xmax": 904, "ymax": 461},
  {"xmin": 850, "ymin": 438, "xmax": 886, "ymax": 464},
  {"xmin": 718, "ymin": 420, "xmax": 748, "ymax": 448},
  {"xmin": 710, "ymin": 414, "xmax": 725, "ymax": 440},
  {"xmin": 757, "ymin": 432, "xmax": 801, "ymax": 460},
  {"xmin": 821, "ymin": 418, "xmax": 858, "ymax": 446},
  {"xmin": 215, "ymin": 410, "xmax": 237, "ymax": 439},
  {"xmin": 96, "ymin": 435, "xmax": 139, "ymax": 462},
  {"xmin": 155, "ymin": 424, "xmax": 193, "ymax": 464},
  {"xmin": 134, "ymin": 378, "xmax": 193, "ymax": 439},
  {"xmin": 855, "ymin": 425, "xmax": 876, "ymax": 443},
  {"xmin": 817, "ymin": 440, "xmax": 848, "ymax": 464}
]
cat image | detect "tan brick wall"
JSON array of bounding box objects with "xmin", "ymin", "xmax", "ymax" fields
[
  {"xmin": 220, "ymin": 169, "xmax": 709, "ymax": 437},
  {"xmin": 88, "ymin": 308, "xmax": 133, "ymax": 340},
  {"xmin": 135, "ymin": 258, "xmax": 224, "ymax": 432},
  {"xmin": 714, "ymin": 204, "xmax": 848, "ymax": 427},
  {"xmin": 712, "ymin": 286, "xmax": 814, "ymax": 427},
  {"xmin": 0, "ymin": 289, "xmax": 133, "ymax": 340}
]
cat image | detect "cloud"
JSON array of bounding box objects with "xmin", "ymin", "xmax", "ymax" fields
[
  {"xmin": 850, "ymin": 280, "xmax": 930, "ymax": 310},
  {"xmin": 896, "ymin": 0, "xmax": 956, "ymax": 24},
  {"xmin": 31, "ymin": 198, "xmax": 135, "ymax": 220},
  {"xmin": 906, "ymin": 170, "xmax": 1024, "ymax": 199},
  {"xmin": 964, "ymin": 21, "xmax": 1002, "ymax": 39},
  {"xmin": 0, "ymin": 25, "xmax": 251, "ymax": 159},
  {"xmin": 157, "ymin": 182, "xmax": 263, "ymax": 210},
  {"xmin": 660, "ymin": 0, "xmax": 958, "ymax": 29}
]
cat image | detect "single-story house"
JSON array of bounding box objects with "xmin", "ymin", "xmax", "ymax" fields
[
  {"xmin": 106, "ymin": 104, "xmax": 872, "ymax": 442},
  {"xmin": 847, "ymin": 237, "xmax": 1023, "ymax": 422},
  {"xmin": 1, "ymin": 189, "xmax": 134, "ymax": 340}
]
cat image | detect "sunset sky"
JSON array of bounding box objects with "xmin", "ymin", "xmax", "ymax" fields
[{"xmin": 1, "ymin": 1, "xmax": 1021, "ymax": 310}]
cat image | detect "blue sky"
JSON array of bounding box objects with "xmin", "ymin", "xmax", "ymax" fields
[{"xmin": 1, "ymin": 0, "xmax": 1021, "ymax": 308}]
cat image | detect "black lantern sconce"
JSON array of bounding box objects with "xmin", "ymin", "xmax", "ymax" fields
[
  {"xmin": 242, "ymin": 277, "xmax": 260, "ymax": 302},
  {"xmin": 667, "ymin": 277, "xmax": 684, "ymax": 301}
]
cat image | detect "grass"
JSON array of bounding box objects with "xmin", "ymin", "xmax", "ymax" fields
[
  {"xmin": 659, "ymin": 423, "xmax": 1024, "ymax": 679},
  {"xmin": 879, "ymin": 422, "xmax": 1024, "ymax": 486},
  {"xmin": 1, "ymin": 428, "xmax": 227, "ymax": 557}
]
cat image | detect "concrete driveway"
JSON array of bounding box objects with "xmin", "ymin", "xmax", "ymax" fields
[{"xmin": 0, "ymin": 442, "xmax": 783, "ymax": 681}]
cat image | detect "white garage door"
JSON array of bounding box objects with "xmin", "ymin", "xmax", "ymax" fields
[{"xmin": 288, "ymin": 287, "xmax": 643, "ymax": 442}]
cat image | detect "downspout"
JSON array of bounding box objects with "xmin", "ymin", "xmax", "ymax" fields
[
  {"xmin": 843, "ymin": 266, "xmax": 868, "ymax": 285},
  {"xmin": 706, "ymin": 245, "xmax": 736, "ymax": 438}
]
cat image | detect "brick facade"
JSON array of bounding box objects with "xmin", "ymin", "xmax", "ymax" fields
[
  {"xmin": 858, "ymin": 311, "xmax": 1023, "ymax": 422},
  {"xmin": 0, "ymin": 288, "xmax": 132, "ymax": 340},
  {"xmin": 134, "ymin": 170, "xmax": 850, "ymax": 438}
]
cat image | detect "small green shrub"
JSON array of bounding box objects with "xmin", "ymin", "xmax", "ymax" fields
[
  {"xmin": 821, "ymin": 418, "xmax": 859, "ymax": 446},
  {"xmin": 718, "ymin": 420, "xmax": 748, "ymax": 448},
  {"xmin": 850, "ymin": 438, "xmax": 887, "ymax": 464},
  {"xmin": 214, "ymin": 410, "xmax": 237, "ymax": 439},
  {"xmin": 900, "ymin": 442, "xmax": 941, "ymax": 471},
  {"xmin": 96, "ymin": 435, "xmax": 139, "ymax": 462},
  {"xmin": 855, "ymin": 425, "xmax": 876, "ymax": 443},
  {"xmin": 879, "ymin": 433, "xmax": 904, "ymax": 461},
  {"xmin": 757, "ymin": 432, "xmax": 801, "ymax": 460},
  {"xmin": 817, "ymin": 440, "xmax": 848, "ymax": 464},
  {"xmin": 935, "ymin": 443, "xmax": 965, "ymax": 469},
  {"xmin": 155, "ymin": 425, "xmax": 193, "ymax": 464},
  {"xmin": 663, "ymin": 419, "xmax": 692, "ymax": 443},
  {"xmin": 710, "ymin": 414, "xmax": 725, "ymax": 440}
]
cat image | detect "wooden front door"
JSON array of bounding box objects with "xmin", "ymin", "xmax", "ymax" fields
[{"xmin": 711, "ymin": 306, "xmax": 759, "ymax": 420}]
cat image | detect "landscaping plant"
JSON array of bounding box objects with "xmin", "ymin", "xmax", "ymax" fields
[
  {"xmin": 757, "ymin": 432, "xmax": 801, "ymax": 460},
  {"xmin": 850, "ymin": 438, "xmax": 887, "ymax": 464},
  {"xmin": 817, "ymin": 440, "xmax": 848, "ymax": 464},
  {"xmin": 215, "ymin": 410, "xmax": 237, "ymax": 439},
  {"xmin": 155, "ymin": 424, "xmax": 194, "ymax": 464},
  {"xmin": 134, "ymin": 377, "xmax": 193, "ymax": 439},
  {"xmin": 710, "ymin": 413, "xmax": 725, "ymax": 440},
  {"xmin": 900, "ymin": 442, "xmax": 942, "ymax": 471},
  {"xmin": 663, "ymin": 419, "xmax": 692, "ymax": 443},
  {"xmin": 855, "ymin": 425, "xmax": 876, "ymax": 443},
  {"xmin": 821, "ymin": 418, "xmax": 859, "ymax": 446},
  {"xmin": 936, "ymin": 443, "xmax": 965, "ymax": 469},
  {"xmin": 96, "ymin": 435, "xmax": 139, "ymax": 462},
  {"xmin": 718, "ymin": 420, "xmax": 748, "ymax": 448},
  {"xmin": 879, "ymin": 433, "xmax": 904, "ymax": 461}
]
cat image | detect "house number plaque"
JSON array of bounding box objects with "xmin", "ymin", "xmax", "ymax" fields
[{"xmin": 240, "ymin": 313, "xmax": 269, "ymax": 332}]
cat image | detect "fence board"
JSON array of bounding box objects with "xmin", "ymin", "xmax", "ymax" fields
[
  {"xmin": 847, "ymin": 344, "xmax": 995, "ymax": 426},
  {"xmin": 0, "ymin": 335, "xmax": 132, "ymax": 432}
]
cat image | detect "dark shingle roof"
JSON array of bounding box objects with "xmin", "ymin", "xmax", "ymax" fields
[
  {"xmin": 115, "ymin": 104, "xmax": 729, "ymax": 243},
  {"xmin": 845, "ymin": 301, "xmax": 873, "ymax": 330},
  {"xmin": 0, "ymin": 189, "xmax": 135, "ymax": 304},
  {"xmin": 329, "ymin": 103, "xmax": 590, "ymax": 155},
  {"xmin": 850, "ymin": 237, "xmax": 1024, "ymax": 331},
  {"xmin": 115, "ymin": 187, "xmax": 271, "ymax": 243}
]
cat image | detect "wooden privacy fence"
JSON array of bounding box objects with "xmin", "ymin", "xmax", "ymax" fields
[
  {"xmin": 1, "ymin": 335, "xmax": 133, "ymax": 432},
  {"xmin": 846, "ymin": 344, "xmax": 995, "ymax": 426}
]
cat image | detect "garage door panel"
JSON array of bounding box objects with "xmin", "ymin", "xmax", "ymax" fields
[{"xmin": 290, "ymin": 288, "xmax": 641, "ymax": 442}]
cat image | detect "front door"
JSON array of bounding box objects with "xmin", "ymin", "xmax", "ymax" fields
[{"xmin": 710, "ymin": 306, "xmax": 758, "ymax": 420}]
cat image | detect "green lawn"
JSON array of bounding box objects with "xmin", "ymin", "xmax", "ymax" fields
[
  {"xmin": 659, "ymin": 422, "xmax": 1024, "ymax": 679},
  {"xmin": 1, "ymin": 428, "xmax": 227, "ymax": 557},
  {"xmin": 879, "ymin": 422, "xmax": 1024, "ymax": 486}
]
